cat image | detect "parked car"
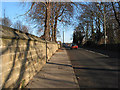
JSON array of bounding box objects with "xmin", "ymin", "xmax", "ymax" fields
[{"xmin": 70, "ymin": 44, "xmax": 78, "ymax": 49}]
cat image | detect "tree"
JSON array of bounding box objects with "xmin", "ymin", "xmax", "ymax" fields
[
  {"xmin": 14, "ymin": 21, "xmax": 23, "ymax": 31},
  {"xmin": 2, "ymin": 17, "xmax": 12, "ymax": 27},
  {"xmin": 76, "ymin": 2, "xmax": 119, "ymax": 44},
  {"xmin": 22, "ymin": 25, "xmax": 29, "ymax": 33},
  {"xmin": 52, "ymin": 2, "xmax": 74, "ymax": 42},
  {"xmin": 73, "ymin": 25, "xmax": 85, "ymax": 45},
  {"xmin": 13, "ymin": 20, "xmax": 28, "ymax": 33},
  {"xmin": 25, "ymin": 2, "xmax": 75, "ymax": 42},
  {"xmin": 111, "ymin": 2, "xmax": 120, "ymax": 26}
]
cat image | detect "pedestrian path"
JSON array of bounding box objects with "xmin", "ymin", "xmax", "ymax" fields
[{"xmin": 26, "ymin": 48, "xmax": 79, "ymax": 88}]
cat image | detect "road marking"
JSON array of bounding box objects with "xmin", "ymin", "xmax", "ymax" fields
[
  {"xmin": 78, "ymin": 48, "xmax": 118, "ymax": 70},
  {"xmin": 78, "ymin": 48, "xmax": 109, "ymax": 57}
]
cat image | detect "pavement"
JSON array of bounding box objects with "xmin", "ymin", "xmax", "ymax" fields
[{"xmin": 26, "ymin": 48, "xmax": 79, "ymax": 89}]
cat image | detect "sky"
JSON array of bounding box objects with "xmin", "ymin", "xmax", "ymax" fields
[{"xmin": 0, "ymin": 1, "xmax": 80, "ymax": 43}]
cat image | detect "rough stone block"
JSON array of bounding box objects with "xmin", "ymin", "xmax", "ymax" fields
[{"xmin": 1, "ymin": 26, "xmax": 59, "ymax": 88}]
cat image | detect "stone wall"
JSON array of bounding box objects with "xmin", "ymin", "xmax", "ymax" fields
[{"xmin": 0, "ymin": 25, "xmax": 59, "ymax": 88}]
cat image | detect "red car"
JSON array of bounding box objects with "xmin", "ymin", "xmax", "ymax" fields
[{"xmin": 70, "ymin": 44, "xmax": 78, "ymax": 49}]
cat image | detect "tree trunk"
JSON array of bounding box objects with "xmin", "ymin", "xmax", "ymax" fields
[
  {"xmin": 86, "ymin": 22, "xmax": 89, "ymax": 41},
  {"xmin": 98, "ymin": 17, "xmax": 101, "ymax": 35},
  {"xmin": 44, "ymin": 2, "xmax": 51, "ymax": 41},
  {"xmin": 53, "ymin": 3, "xmax": 59, "ymax": 42},
  {"xmin": 54, "ymin": 16, "xmax": 58, "ymax": 42},
  {"xmin": 91, "ymin": 19, "xmax": 94, "ymax": 41},
  {"xmin": 51, "ymin": 2, "xmax": 55, "ymax": 41},
  {"xmin": 111, "ymin": 2, "xmax": 120, "ymax": 26}
]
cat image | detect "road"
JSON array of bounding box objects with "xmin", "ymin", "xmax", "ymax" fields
[{"xmin": 66, "ymin": 48, "xmax": 119, "ymax": 88}]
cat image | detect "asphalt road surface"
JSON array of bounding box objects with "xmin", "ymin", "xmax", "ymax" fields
[{"xmin": 66, "ymin": 48, "xmax": 119, "ymax": 89}]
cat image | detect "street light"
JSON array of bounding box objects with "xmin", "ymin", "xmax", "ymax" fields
[
  {"xmin": 103, "ymin": 4, "xmax": 107, "ymax": 45},
  {"xmin": 97, "ymin": 3, "xmax": 107, "ymax": 45},
  {"xmin": 63, "ymin": 31, "xmax": 64, "ymax": 44}
]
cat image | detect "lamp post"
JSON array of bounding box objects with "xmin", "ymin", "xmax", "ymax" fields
[
  {"xmin": 46, "ymin": 0, "xmax": 51, "ymax": 63},
  {"xmin": 103, "ymin": 4, "xmax": 107, "ymax": 45},
  {"xmin": 63, "ymin": 31, "xmax": 64, "ymax": 44},
  {"xmin": 45, "ymin": 39, "xmax": 47, "ymax": 63}
]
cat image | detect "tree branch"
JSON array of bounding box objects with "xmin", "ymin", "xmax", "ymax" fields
[
  {"xmin": 14, "ymin": 2, "xmax": 35, "ymax": 19},
  {"xmin": 58, "ymin": 8, "xmax": 65, "ymax": 17},
  {"xmin": 111, "ymin": 2, "xmax": 120, "ymax": 26}
]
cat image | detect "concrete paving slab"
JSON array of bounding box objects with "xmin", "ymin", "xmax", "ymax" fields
[{"xmin": 26, "ymin": 48, "xmax": 79, "ymax": 88}]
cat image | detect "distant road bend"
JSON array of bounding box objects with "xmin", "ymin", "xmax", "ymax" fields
[{"xmin": 66, "ymin": 48, "xmax": 119, "ymax": 88}]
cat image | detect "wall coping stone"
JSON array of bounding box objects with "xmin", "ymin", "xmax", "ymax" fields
[{"xmin": 0, "ymin": 25, "xmax": 56, "ymax": 44}]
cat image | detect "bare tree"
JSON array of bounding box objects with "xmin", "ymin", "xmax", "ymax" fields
[
  {"xmin": 23, "ymin": 1, "xmax": 75, "ymax": 42},
  {"xmin": 13, "ymin": 20, "xmax": 29, "ymax": 33},
  {"xmin": 2, "ymin": 17, "xmax": 12, "ymax": 27},
  {"xmin": 13, "ymin": 20, "xmax": 23, "ymax": 31},
  {"xmin": 22, "ymin": 25, "xmax": 29, "ymax": 33},
  {"xmin": 111, "ymin": 2, "xmax": 120, "ymax": 26},
  {"xmin": 76, "ymin": 2, "xmax": 119, "ymax": 44}
]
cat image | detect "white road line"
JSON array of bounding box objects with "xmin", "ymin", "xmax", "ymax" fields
[
  {"xmin": 78, "ymin": 48, "xmax": 117, "ymax": 70},
  {"xmin": 78, "ymin": 48, "xmax": 109, "ymax": 57}
]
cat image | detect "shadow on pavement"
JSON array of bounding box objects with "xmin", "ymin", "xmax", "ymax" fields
[
  {"xmin": 73, "ymin": 67, "xmax": 119, "ymax": 72},
  {"xmin": 47, "ymin": 62, "xmax": 72, "ymax": 67}
]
